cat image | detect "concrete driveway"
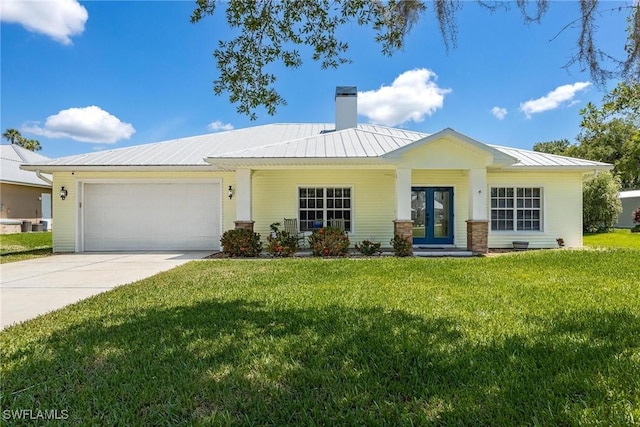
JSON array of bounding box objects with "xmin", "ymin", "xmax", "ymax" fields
[{"xmin": 0, "ymin": 252, "xmax": 212, "ymax": 330}]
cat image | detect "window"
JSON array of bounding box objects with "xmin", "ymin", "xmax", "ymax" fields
[
  {"xmin": 491, "ymin": 187, "xmax": 541, "ymax": 231},
  {"xmin": 299, "ymin": 187, "xmax": 351, "ymax": 231}
]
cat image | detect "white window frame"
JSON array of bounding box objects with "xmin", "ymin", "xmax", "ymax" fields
[
  {"xmin": 297, "ymin": 186, "xmax": 353, "ymax": 232},
  {"xmin": 490, "ymin": 186, "xmax": 543, "ymax": 232}
]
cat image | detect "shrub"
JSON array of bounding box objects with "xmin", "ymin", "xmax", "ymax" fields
[
  {"xmin": 308, "ymin": 227, "xmax": 350, "ymax": 257},
  {"xmin": 632, "ymin": 207, "xmax": 640, "ymax": 233},
  {"xmin": 354, "ymin": 240, "xmax": 382, "ymax": 256},
  {"xmin": 220, "ymin": 229, "xmax": 262, "ymax": 257},
  {"xmin": 390, "ymin": 234, "xmax": 412, "ymax": 257},
  {"xmin": 583, "ymin": 172, "xmax": 622, "ymax": 233},
  {"xmin": 265, "ymin": 222, "xmax": 298, "ymax": 257}
]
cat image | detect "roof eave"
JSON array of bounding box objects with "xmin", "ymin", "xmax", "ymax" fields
[
  {"xmin": 20, "ymin": 164, "xmax": 217, "ymax": 173},
  {"xmin": 205, "ymin": 156, "xmax": 399, "ymax": 169},
  {"xmin": 0, "ymin": 179, "xmax": 52, "ymax": 188},
  {"xmin": 496, "ymin": 164, "xmax": 614, "ymax": 172}
]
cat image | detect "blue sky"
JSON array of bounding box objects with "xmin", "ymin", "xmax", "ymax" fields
[{"xmin": 0, "ymin": 0, "xmax": 631, "ymax": 159}]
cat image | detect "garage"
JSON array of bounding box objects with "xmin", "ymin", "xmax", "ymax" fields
[{"xmin": 82, "ymin": 182, "xmax": 221, "ymax": 251}]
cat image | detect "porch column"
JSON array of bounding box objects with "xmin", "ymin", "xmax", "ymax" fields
[
  {"xmin": 394, "ymin": 168, "xmax": 413, "ymax": 255},
  {"xmin": 468, "ymin": 168, "xmax": 487, "ymax": 220},
  {"xmin": 466, "ymin": 168, "xmax": 488, "ymax": 254},
  {"xmin": 234, "ymin": 168, "xmax": 254, "ymax": 231},
  {"xmin": 395, "ymin": 168, "xmax": 412, "ymax": 220}
]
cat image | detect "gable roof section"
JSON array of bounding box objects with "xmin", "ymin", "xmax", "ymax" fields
[
  {"xmin": 20, "ymin": 123, "xmax": 613, "ymax": 171},
  {"xmin": 1, "ymin": 144, "xmax": 52, "ymax": 187},
  {"xmin": 381, "ymin": 128, "xmax": 518, "ymax": 166}
]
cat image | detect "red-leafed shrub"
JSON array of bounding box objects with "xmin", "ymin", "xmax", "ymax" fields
[
  {"xmin": 265, "ymin": 222, "xmax": 298, "ymax": 257},
  {"xmin": 309, "ymin": 227, "xmax": 350, "ymax": 257},
  {"xmin": 220, "ymin": 229, "xmax": 262, "ymax": 257}
]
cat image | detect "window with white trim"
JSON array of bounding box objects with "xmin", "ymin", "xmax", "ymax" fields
[
  {"xmin": 491, "ymin": 187, "xmax": 542, "ymax": 231},
  {"xmin": 299, "ymin": 187, "xmax": 351, "ymax": 231}
]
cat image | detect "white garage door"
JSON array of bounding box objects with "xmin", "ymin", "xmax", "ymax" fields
[{"xmin": 83, "ymin": 182, "xmax": 220, "ymax": 251}]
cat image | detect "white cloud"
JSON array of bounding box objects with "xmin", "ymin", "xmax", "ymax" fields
[
  {"xmin": 491, "ymin": 107, "xmax": 508, "ymax": 120},
  {"xmin": 208, "ymin": 120, "xmax": 234, "ymax": 132},
  {"xmin": 358, "ymin": 69, "xmax": 451, "ymax": 126},
  {"xmin": 0, "ymin": 0, "xmax": 88, "ymax": 45},
  {"xmin": 23, "ymin": 106, "xmax": 135, "ymax": 143},
  {"xmin": 519, "ymin": 82, "xmax": 591, "ymax": 118}
]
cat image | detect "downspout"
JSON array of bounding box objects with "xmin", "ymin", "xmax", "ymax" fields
[{"xmin": 35, "ymin": 170, "xmax": 53, "ymax": 186}]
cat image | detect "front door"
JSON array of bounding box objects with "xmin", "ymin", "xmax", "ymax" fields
[{"xmin": 411, "ymin": 187, "xmax": 454, "ymax": 245}]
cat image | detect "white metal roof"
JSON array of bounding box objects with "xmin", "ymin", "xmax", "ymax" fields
[
  {"xmin": 21, "ymin": 123, "xmax": 612, "ymax": 171},
  {"xmin": 0, "ymin": 144, "xmax": 52, "ymax": 187},
  {"xmin": 489, "ymin": 145, "xmax": 612, "ymax": 168},
  {"xmin": 22, "ymin": 124, "xmax": 336, "ymax": 168},
  {"xmin": 619, "ymin": 190, "xmax": 640, "ymax": 199},
  {"xmin": 217, "ymin": 125, "xmax": 426, "ymax": 158}
]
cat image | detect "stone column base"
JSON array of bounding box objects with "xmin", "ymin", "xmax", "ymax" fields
[
  {"xmin": 393, "ymin": 220, "xmax": 414, "ymax": 256},
  {"xmin": 234, "ymin": 220, "xmax": 255, "ymax": 232},
  {"xmin": 466, "ymin": 220, "xmax": 488, "ymax": 254}
]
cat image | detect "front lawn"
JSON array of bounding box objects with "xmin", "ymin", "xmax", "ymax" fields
[
  {"xmin": 584, "ymin": 228, "xmax": 640, "ymax": 249},
  {"xmin": 1, "ymin": 250, "xmax": 639, "ymax": 425},
  {"xmin": 0, "ymin": 232, "xmax": 52, "ymax": 263}
]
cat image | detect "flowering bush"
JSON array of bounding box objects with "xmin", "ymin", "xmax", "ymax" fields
[
  {"xmin": 354, "ymin": 240, "xmax": 382, "ymax": 256},
  {"xmin": 632, "ymin": 207, "xmax": 640, "ymax": 232},
  {"xmin": 220, "ymin": 229, "xmax": 262, "ymax": 257},
  {"xmin": 390, "ymin": 234, "xmax": 412, "ymax": 257},
  {"xmin": 265, "ymin": 222, "xmax": 298, "ymax": 257},
  {"xmin": 309, "ymin": 227, "xmax": 350, "ymax": 257}
]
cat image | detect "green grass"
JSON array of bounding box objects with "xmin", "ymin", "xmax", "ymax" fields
[
  {"xmin": 2, "ymin": 250, "xmax": 639, "ymax": 425},
  {"xmin": 0, "ymin": 232, "xmax": 52, "ymax": 263},
  {"xmin": 584, "ymin": 228, "xmax": 640, "ymax": 249}
]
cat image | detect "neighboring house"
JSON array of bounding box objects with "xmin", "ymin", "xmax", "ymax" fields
[
  {"xmin": 22, "ymin": 87, "xmax": 612, "ymax": 253},
  {"xmin": 617, "ymin": 190, "xmax": 640, "ymax": 228},
  {"xmin": 1, "ymin": 144, "xmax": 52, "ymax": 233}
]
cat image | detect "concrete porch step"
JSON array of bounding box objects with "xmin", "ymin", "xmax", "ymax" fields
[{"xmin": 413, "ymin": 250, "xmax": 474, "ymax": 257}]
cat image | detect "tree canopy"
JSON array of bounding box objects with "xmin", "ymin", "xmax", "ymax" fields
[
  {"xmin": 532, "ymin": 139, "xmax": 577, "ymax": 157},
  {"xmin": 2, "ymin": 128, "xmax": 42, "ymax": 152},
  {"xmin": 583, "ymin": 171, "xmax": 622, "ymax": 233},
  {"xmin": 578, "ymin": 82, "xmax": 640, "ymax": 190},
  {"xmin": 534, "ymin": 81, "xmax": 640, "ymax": 190},
  {"xmin": 192, "ymin": 0, "xmax": 639, "ymax": 119}
]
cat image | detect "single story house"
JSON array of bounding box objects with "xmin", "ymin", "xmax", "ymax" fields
[
  {"xmin": 22, "ymin": 87, "xmax": 611, "ymax": 253},
  {"xmin": 616, "ymin": 189, "xmax": 640, "ymax": 228},
  {"xmin": 1, "ymin": 144, "xmax": 52, "ymax": 233}
]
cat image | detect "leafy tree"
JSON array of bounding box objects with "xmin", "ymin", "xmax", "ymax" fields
[
  {"xmin": 20, "ymin": 138, "xmax": 42, "ymax": 152},
  {"xmin": 191, "ymin": 0, "xmax": 639, "ymax": 119},
  {"xmin": 2, "ymin": 128, "xmax": 22, "ymax": 145},
  {"xmin": 578, "ymin": 82, "xmax": 640, "ymax": 190},
  {"xmin": 532, "ymin": 139, "xmax": 578, "ymax": 157},
  {"xmin": 2, "ymin": 128, "xmax": 42, "ymax": 151},
  {"xmin": 583, "ymin": 171, "xmax": 622, "ymax": 233}
]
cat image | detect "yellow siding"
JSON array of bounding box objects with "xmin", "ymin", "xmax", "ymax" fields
[
  {"xmin": 51, "ymin": 167, "xmax": 586, "ymax": 252},
  {"xmin": 402, "ymin": 137, "xmax": 491, "ymax": 169},
  {"xmin": 252, "ymin": 169, "xmax": 397, "ymax": 246},
  {"xmin": 411, "ymin": 170, "xmax": 469, "ymax": 247},
  {"xmin": 52, "ymin": 172, "xmax": 77, "ymax": 252},
  {"xmin": 51, "ymin": 171, "xmax": 234, "ymax": 252},
  {"xmin": 487, "ymin": 171, "xmax": 584, "ymax": 248}
]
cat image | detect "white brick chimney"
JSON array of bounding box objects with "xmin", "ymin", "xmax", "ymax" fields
[{"xmin": 335, "ymin": 86, "xmax": 357, "ymax": 131}]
